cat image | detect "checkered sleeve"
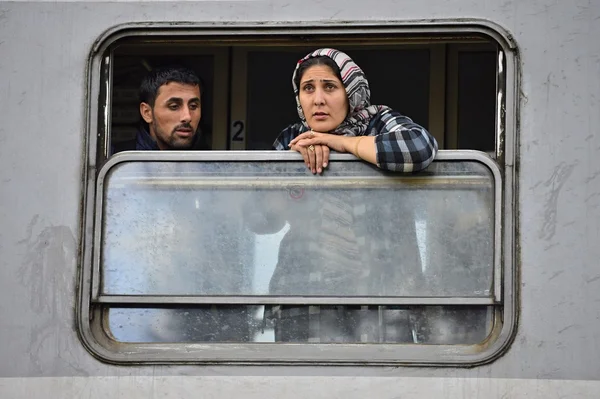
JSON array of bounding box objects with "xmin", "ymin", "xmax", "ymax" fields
[
  {"xmin": 272, "ymin": 123, "xmax": 307, "ymax": 150},
  {"xmin": 371, "ymin": 109, "xmax": 438, "ymax": 172}
]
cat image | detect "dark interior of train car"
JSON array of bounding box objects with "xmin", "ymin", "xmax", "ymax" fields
[{"xmin": 108, "ymin": 37, "xmax": 498, "ymax": 155}]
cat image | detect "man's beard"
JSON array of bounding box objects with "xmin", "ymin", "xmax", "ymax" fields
[{"xmin": 155, "ymin": 123, "xmax": 197, "ymax": 150}]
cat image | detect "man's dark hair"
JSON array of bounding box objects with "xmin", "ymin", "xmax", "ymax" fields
[
  {"xmin": 139, "ymin": 66, "xmax": 201, "ymax": 107},
  {"xmin": 294, "ymin": 56, "xmax": 343, "ymax": 90}
]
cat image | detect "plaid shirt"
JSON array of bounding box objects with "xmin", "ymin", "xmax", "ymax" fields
[{"xmin": 273, "ymin": 108, "xmax": 438, "ymax": 173}]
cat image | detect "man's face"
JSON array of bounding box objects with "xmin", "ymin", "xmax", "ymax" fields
[{"xmin": 140, "ymin": 82, "xmax": 202, "ymax": 150}]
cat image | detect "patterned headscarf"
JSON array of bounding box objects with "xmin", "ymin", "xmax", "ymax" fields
[{"xmin": 292, "ymin": 48, "xmax": 391, "ymax": 137}]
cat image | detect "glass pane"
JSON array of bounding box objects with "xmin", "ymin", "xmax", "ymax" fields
[
  {"xmin": 106, "ymin": 305, "xmax": 494, "ymax": 344},
  {"xmin": 101, "ymin": 160, "xmax": 495, "ymax": 297}
]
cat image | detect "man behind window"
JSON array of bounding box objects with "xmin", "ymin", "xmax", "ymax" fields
[
  {"xmin": 115, "ymin": 66, "xmax": 249, "ymax": 343},
  {"xmin": 137, "ymin": 66, "xmax": 203, "ymax": 150}
]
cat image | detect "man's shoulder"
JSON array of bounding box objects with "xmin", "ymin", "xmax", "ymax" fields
[{"xmin": 135, "ymin": 126, "xmax": 159, "ymax": 151}]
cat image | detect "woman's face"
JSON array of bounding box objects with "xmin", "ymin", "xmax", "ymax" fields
[{"xmin": 298, "ymin": 64, "xmax": 349, "ymax": 132}]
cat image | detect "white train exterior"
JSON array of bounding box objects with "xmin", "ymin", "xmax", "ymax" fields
[{"xmin": 1, "ymin": 1, "xmax": 599, "ymax": 398}]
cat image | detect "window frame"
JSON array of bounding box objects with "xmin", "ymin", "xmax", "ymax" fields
[
  {"xmin": 79, "ymin": 21, "xmax": 518, "ymax": 366},
  {"xmin": 445, "ymin": 42, "xmax": 500, "ymax": 152}
]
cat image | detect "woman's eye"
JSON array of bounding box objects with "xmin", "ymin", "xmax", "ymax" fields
[{"xmin": 303, "ymin": 85, "xmax": 314, "ymax": 92}]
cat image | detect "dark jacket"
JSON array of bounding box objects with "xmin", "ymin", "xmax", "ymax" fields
[{"xmin": 135, "ymin": 125, "xmax": 161, "ymax": 150}]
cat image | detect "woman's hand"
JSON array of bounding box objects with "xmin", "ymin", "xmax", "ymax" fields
[
  {"xmin": 289, "ymin": 130, "xmax": 346, "ymax": 174},
  {"xmin": 289, "ymin": 131, "xmax": 377, "ymax": 172},
  {"xmin": 290, "ymin": 130, "xmax": 348, "ymax": 152},
  {"xmin": 289, "ymin": 141, "xmax": 330, "ymax": 174}
]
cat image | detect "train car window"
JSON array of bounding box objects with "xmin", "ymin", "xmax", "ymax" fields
[
  {"xmin": 82, "ymin": 23, "xmax": 516, "ymax": 365},
  {"xmin": 100, "ymin": 41, "xmax": 498, "ymax": 160}
]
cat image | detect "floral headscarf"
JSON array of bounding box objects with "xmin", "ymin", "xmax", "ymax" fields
[{"xmin": 292, "ymin": 48, "xmax": 390, "ymax": 137}]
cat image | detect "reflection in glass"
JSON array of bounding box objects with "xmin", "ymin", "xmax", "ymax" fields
[
  {"xmin": 106, "ymin": 305, "xmax": 494, "ymax": 344},
  {"xmin": 100, "ymin": 159, "xmax": 496, "ymax": 344},
  {"xmin": 101, "ymin": 160, "xmax": 495, "ymax": 298}
]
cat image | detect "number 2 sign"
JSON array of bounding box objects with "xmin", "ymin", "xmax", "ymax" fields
[{"xmin": 230, "ymin": 120, "xmax": 245, "ymax": 149}]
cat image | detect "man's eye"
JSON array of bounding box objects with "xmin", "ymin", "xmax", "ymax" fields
[
  {"xmin": 168, "ymin": 104, "xmax": 179, "ymax": 110},
  {"xmin": 189, "ymin": 103, "xmax": 199, "ymax": 110}
]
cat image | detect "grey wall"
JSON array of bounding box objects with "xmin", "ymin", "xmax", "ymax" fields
[{"xmin": 0, "ymin": 0, "xmax": 599, "ymax": 385}]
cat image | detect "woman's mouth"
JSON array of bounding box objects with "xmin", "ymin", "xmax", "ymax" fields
[{"xmin": 313, "ymin": 112, "xmax": 329, "ymax": 121}]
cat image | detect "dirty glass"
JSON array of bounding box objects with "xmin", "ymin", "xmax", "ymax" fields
[
  {"xmin": 106, "ymin": 305, "xmax": 494, "ymax": 344},
  {"xmin": 100, "ymin": 160, "xmax": 495, "ymax": 298}
]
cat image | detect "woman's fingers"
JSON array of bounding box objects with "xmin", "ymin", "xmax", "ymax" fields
[
  {"xmin": 289, "ymin": 130, "xmax": 318, "ymax": 146},
  {"xmin": 315, "ymin": 144, "xmax": 324, "ymax": 174},
  {"xmin": 291, "ymin": 138, "xmax": 329, "ymax": 174},
  {"xmin": 321, "ymin": 145, "xmax": 330, "ymax": 169},
  {"xmin": 307, "ymin": 144, "xmax": 317, "ymax": 174},
  {"xmin": 289, "ymin": 133, "xmax": 306, "ymax": 146},
  {"xmin": 291, "ymin": 144, "xmax": 309, "ymax": 167}
]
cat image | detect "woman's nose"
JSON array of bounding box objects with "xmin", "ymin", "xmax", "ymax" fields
[{"xmin": 313, "ymin": 89, "xmax": 325, "ymax": 105}]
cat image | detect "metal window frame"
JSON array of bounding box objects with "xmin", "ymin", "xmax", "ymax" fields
[
  {"xmin": 92, "ymin": 150, "xmax": 501, "ymax": 304},
  {"xmin": 79, "ymin": 20, "xmax": 518, "ymax": 366},
  {"xmin": 96, "ymin": 295, "xmax": 497, "ymax": 306},
  {"xmin": 445, "ymin": 42, "xmax": 501, "ymax": 151}
]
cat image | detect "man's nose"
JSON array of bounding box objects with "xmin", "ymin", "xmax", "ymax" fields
[{"xmin": 180, "ymin": 106, "xmax": 192, "ymax": 122}]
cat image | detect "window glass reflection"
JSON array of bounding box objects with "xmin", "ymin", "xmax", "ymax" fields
[
  {"xmin": 107, "ymin": 305, "xmax": 494, "ymax": 344},
  {"xmin": 101, "ymin": 160, "xmax": 495, "ymax": 298}
]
